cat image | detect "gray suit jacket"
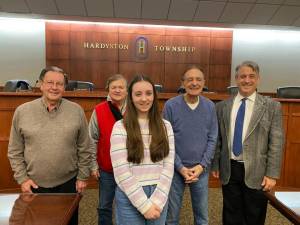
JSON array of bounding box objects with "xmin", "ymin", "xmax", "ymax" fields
[{"xmin": 211, "ymin": 94, "xmax": 284, "ymax": 189}]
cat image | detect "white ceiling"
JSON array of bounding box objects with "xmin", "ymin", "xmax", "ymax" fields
[{"xmin": 1, "ymin": 0, "xmax": 300, "ymax": 29}]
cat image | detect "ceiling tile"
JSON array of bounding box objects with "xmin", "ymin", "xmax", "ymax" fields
[
  {"xmin": 244, "ymin": 4, "xmax": 279, "ymax": 24},
  {"xmin": 0, "ymin": 0, "xmax": 30, "ymax": 13},
  {"xmin": 85, "ymin": 0, "xmax": 113, "ymax": 17},
  {"xmin": 168, "ymin": 0, "xmax": 198, "ymax": 21},
  {"xmin": 268, "ymin": 5, "xmax": 300, "ymax": 26},
  {"xmin": 256, "ymin": 0, "xmax": 285, "ymax": 3},
  {"xmin": 284, "ymin": 0, "xmax": 300, "ymax": 6},
  {"xmin": 142, "ymin": 0, "xmax": 170, "ymax": 19},
  {"xmin": 26, "ymin": 0, "xmax": 58, "ymax": 15},
  {"xmin": 219, "ymin": 3, "xmax": 253, "ymax": 23},
  {"xmin": 194, "ymin": 1, "xmax": 226, "ymax": 22},
  {"xmin": 56, "ymin": 0, "xmax": 86, "ymax": 16},
  {"xmin": 114, "ymin": 0, "xmax": 141, "ymax": 18},
  {"xmin": 228, "ymin": 0, "xmax": 256, "ymax": 2}
]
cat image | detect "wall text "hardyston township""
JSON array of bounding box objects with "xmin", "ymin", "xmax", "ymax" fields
[{"xmin": 83, "ymin": 42, "xmax": 196, "ymax": 53}]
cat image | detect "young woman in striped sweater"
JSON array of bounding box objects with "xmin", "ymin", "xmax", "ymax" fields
[{"xmin": 110, "ymin": 75, "xmax": 175, "ymax": 225}]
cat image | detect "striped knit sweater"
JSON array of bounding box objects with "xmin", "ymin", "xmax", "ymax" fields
[{"xmin": 110, "ymin": 118, "xmax": 175, "ymax": 214}]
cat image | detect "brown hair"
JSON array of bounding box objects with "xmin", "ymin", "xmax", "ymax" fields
[
  {"xmin": 124, "ymin": 74, "xmax": 169, "ymax": 164},
  {"xmin": 105, "ymin": 74, "xmax": 127, "ymax": 91},
  {"xmin": 39, "ymin": 66, "xmax": 68, "ymax": 85},
  {"xmin": 235, "ymin": 61, "xmax": 260, "ymax": 75}
]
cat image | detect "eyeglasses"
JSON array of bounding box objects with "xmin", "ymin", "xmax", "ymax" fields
[{"xmin": 43, "ymin": 80, "xmax": 64, "ymax": 88}]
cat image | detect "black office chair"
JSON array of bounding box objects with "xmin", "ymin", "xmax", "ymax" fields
[
  {"xmin": 277, "ymin": 86, "xmax": 300, "ymax": 99},
  {"xmin": 65, "ymin": 80, "xmax": 78, "ymax": 91},
  {"xmin": 76, "ymin": 81, "xmax": 95, "ymax": 91},
  {"xmin": 65, "ymin": 80, "xmax": 95, "ymax": 91},
  {"xmin": 154, "ymin": 84, "xmax": 163, "ymax": 93},
  {"xmin": 202, "ymin": 86, "xmax": 209, "ymax": 92},
  {"xmin": 3, "ymin": 80, "xmax": 31, "ymax": 92},
  {"xmin": 177, "ymin": 86, "xmax": 186, "ymax": 94},
  {"xmin": 227, "ymin": 86, "xmax": 239, "ymax": 95}
]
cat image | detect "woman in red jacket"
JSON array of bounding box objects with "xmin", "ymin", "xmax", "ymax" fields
[{"xmin": 89, "ymin": 74, "xmax": 127, "ymax": 225}]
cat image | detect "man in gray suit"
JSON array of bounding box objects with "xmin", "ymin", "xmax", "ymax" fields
[{"xmin": 211, "ymin": 61, "xmax": 284, "ymax": 225}]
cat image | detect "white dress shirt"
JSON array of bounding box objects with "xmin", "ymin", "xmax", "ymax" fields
[{"xmin": 230, "ymin": 92, "xmax": 256, "ymax": 161}]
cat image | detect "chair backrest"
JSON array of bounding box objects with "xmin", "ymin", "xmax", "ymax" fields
[
  {"xmin": 202, "ymin": 86, "xmax": 209, "ymax": 92},
  {"xmin": 277, "ymin": 86, "xmax": 300, "ymax": 99},
  {"xmin": 65, "ymin": 80, "xmax": 95, "ymax": 91},
  {"xmin": 154, "ymin": 84, "xmax": 163, "ymax": 93},
  {"xmin": 65, "ymin": 80, "xmax": 78, "ymax": 91},
  {"xmin": 3, "ymin": 80, "xmax": 31, "ymax": 92},
  {"xmin": 227, "ymin": 86, "xmax": 239, "ymax": 95},
  {"xmin": 177, "ymin": 86, "xmax": 186, "ymax": 94},
  {"xmin": 76, "ymin": 81, "xmax": 95, "ymax": 91}
]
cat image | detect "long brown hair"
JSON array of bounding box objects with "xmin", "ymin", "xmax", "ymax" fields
[{"xmin": 124, "ymin": 75, "xmax": 169, "ymax": 164}]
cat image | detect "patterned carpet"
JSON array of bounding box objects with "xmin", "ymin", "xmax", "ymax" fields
[{"xmin": 79, "ymin": 188, "xmax": 292, "ymax": 225}]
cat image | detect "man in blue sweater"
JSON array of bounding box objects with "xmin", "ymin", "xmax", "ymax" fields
[{"xmin": 163, "ymin": 66, "xmax": 218, "ymax": 225}]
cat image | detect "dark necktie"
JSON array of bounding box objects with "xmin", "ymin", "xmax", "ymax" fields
[{"xmin": 232, "ymin": 98, "xmax": 246, "ymax": 156}]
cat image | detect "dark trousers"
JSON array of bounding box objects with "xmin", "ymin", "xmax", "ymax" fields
[
  {"xmin": 222, "ymin": 160, "xmax": 268, "ymax": 225},
  {"xmin": 32, "ymin": 176, "xmax": 78, "ymax": 225}
]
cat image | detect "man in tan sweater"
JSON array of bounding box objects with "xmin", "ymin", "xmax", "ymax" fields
[{"xmin": 8, "ymin": 66, "xmax": 91, "ymax": 225}]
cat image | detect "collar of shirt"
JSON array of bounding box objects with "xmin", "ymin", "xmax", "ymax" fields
[
  {"xmin": 40, "ymin": 97, "xmax": 62, "ymax": 112},
  {"xmin": 107, "ymin": 94, "xmax": 127, "ymax": 115},
  {"xmin": 235, "ymin": 91, "xmax": 256, "ymax": 104}
]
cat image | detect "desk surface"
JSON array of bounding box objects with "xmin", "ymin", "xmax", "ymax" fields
[
  {"xmin": 265, "ymin": 188, "xmax": 300, "ymax": 225},
  {"xmin": 0, "ymin": 193, "xmax": 81, "ymax": 225}
]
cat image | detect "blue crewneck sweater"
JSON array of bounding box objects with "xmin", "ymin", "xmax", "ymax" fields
[{"xmin": 163, "ymin": 95, "xmax": 218, "ymax": 171}]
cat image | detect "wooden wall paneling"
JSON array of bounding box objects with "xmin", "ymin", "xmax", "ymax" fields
[
  {"xmin": 165, "ymin": 28, "xmax": 211, "ymax": 37},
  {"xmin": 46, "ymin": 30, "xmax": 70, "ymax": 45},
  {"xmin": 211, "ymin": 30, "xmax": 233, "ymax": 38},
  {"xmin": 0, "ymin": 111, "xmax": 13, "ymax": 138},
  {"xmin": 119, "ymin": 62, "xmax": 164, "ymax": 85},
  {"xmin": 69, "ymin": 60, "xmax": 89, "ymax": 81},
  {"xmin": 209, "ymin": 49, "xmax": 232, "ymax": 65},
  {"xmin": 0, "ymin": 141, "xmax": 19, "ymax": 192},
  {"xmin": 118, "ymin": 25, "xmax": 166, "ymax": 35},
  {"xmin": 70, "ymin": 31, "xmax": 119, "ymax": 61},
  {"xmin": 70, "ymin": 24, "xmax": 118, "ymax": 33},
  {"xmin": 90, "ymin": 61, "xmax": 119, "ymax": 89},
  {"xmin": 276, "ymin": 102, "xmax": 289, "ymax": 187},
  {"xmin": 46, "ymin": 45, "xmax": 70, "ymax": 60},
  {"xmin": 284, "ymin": 103, "xmax": 300, "ymax": 187},
  {"xmin": 208, "ymin": 65, "xmax": 231, "ymax": 92},
  {"xmin": 211, "ymin": 37, "xmax": 232, "ymax": 51},
  {"xmin": 46, "ymin": 22, "xmax": 234, "ymax": 93},
  {"xmin": 164, "ymin": 36, "xmax": 210, "ymax": 64},
  {"xmin": 118, "ymin": 33, "xmax": 165, "ymax": 63},
  {"xmin": 70, "ymin": 31, "xmax": 88, "ymax": 59},
  {"xmin": 46, "ymin": 22, "xmax": 70, "ymax": 31}
]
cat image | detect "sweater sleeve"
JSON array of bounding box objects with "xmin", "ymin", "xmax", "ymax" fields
[
  {"xmin": 88, "ymin": 110, "xmax": 99, "ymax": 171},
  {"xmin": 200, "ymin": 102, "xmax": 218, "ymax": 168},
  {"xmin": 76, "ymin": 107, "xmax": 93, "ymax": 180},
  {"xmin": 149, "ymin": 121, "xmax": 175, "ymax": 210},
  {"xmin": 110, "ymin": 121, "xmax": 152, "ymax": 215},
  {"xmin": 7, "ymin": 107, "xmax": 29, "ymax": 184}
]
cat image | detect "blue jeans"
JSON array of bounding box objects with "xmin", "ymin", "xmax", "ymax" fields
[
  {"xmin": 115, "ymin": 185, "xmax": 168, "ymax": 225},
  {"xmin": 166, "ymin": 170, "xmax": 209, "ymax": 225},
  {"xmin": 98, "ymin": 171, "xmax": 117, "ymax": 225}
]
